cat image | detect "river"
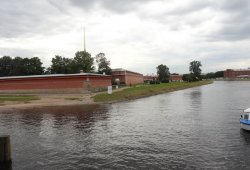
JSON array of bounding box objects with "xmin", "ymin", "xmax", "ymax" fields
[{"xmin": 1, "ymin": 81, "xmax": 250, "ymax": 169}]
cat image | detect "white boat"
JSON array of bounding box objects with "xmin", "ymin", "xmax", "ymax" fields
[{"xmin": 240, "ymin": 108, "xmax": 250, "ymax": 131}]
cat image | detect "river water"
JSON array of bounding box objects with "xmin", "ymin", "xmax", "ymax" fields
[{"xmin": 1, "ymin": 81, "xmax": 250, "ymax": 169}]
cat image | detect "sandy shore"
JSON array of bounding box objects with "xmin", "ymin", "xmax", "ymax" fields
[
  {"xmin": 0, "ymin": 87, "xmax": 129, "ymax": 111},
  {"xmin": 0, "ymin": 93, "xmax": 96, "ymax": 111}
]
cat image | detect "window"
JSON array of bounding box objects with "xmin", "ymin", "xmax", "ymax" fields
[{"xmin": 244, "ymin": 114, "xmax": 249, "ymax": 120}]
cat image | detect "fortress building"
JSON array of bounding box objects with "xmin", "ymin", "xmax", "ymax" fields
[
  {"xmin": 0, "ymin": 73, "xmax": 111, "ymax": 94},
  {"xmin": 224, "ymin": 68, "xmax": 250, "ymax": 79}
]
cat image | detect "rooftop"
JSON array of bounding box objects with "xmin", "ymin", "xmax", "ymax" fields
[
  {"xmin": 112, "ymin": 68, "xmax": 142, "ymax": 75},
  {"xmin": 226, "ymin": 68, "xmax": 250, "ymax": 71},
  {"xmin": 0, "ymin": 73, "xmax": 110, "ymax": 80}
]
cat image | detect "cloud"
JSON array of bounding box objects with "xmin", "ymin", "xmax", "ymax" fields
[
  {"xmin": 0, "ymin": 0, "xmax": 72, "ymax": 38},
  {"xmin": 205, "ymin": 0, "xmax": 250, "ymax": 41},
  {"xmin": 0, "ymin": 0, "xmax": 250, "ymax": 74},
  {"xmin": 68, "ymin": 0, "xmax": 156, "ymax": 13}
]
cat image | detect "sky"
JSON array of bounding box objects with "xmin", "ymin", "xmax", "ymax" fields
[{"xmin": 0, "ymin": 0, "xmax": 250, "ymax": 75}]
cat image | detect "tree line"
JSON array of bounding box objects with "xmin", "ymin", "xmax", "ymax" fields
[
  {"xmin": 156, "ymin": 60, "xmax": 203, "ymax": 83},
  {"xmin": 0, "ymin": 51, "xmax": 111, "ymax": 77},
  {"xmin": 0, "ymin": 54, "xmax": 223, "ymax": 82},
  {"xmin": 156, "ymin": 60, "xmax": 223, "ymax": 83},
  {"xmin": 0, "ymin": 56, "xmax": 44, "ymax": 76}
]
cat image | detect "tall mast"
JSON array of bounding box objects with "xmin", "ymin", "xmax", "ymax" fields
[{"xmin": 84, "ymin": 27, "xmax": 86, "ymax": 52}]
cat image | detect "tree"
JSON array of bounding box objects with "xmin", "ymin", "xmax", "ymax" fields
[
  {"xmin": 12, "ymin": 57, "xmax": 24, "ymax": 76},
  {"xmin": 71, "ymin": 51, "xmax": 95, "ymax": 73},
  {"xmin": 214, "ymin": 71, "xmax": 224, "ymax": 78},
  {"xmin": 50, "ymin": 55, "xmax": 73, "ymax": 74},
  {"xmin": 202, "ymin": 72, "xmax": 215, "ymax": 79},
  {"xmin": 156, "ymin": 64, "xmax": 170, "ymax": 83},
  {"xmin": 28, "ymin": 57, "xmax": 44, "ymax": 75},
  {"xmin": 201, "ymin": 70, "xmax": 224, "ymax": 80},
  {"xmin": 182, "ymin": 74, "xmax": 196, "ymax": 82},
  {"xmin": 189, "ymin": 60, "xmax": 202, "ymax": 81},
  {"xmin": 0, "ymin": 56, "xmax": 44, "ymax": 76},
  {"xmin": 95, "ymin": 53, "xmax": 112, "ymax": 75},
  {"xmin": 0, "ymin": 56, "xmax": 13, "ymax": 76}
]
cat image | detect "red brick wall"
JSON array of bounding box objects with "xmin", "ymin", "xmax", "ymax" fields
[
  {"xmin": 170, "ymin": 75, "xmax": 182, "ymax": 82},
  {"xmin": 143, "ymin": 76, "xmax": 157, "ymax": 82},
  {"xmin": 89, "ymin": 77, "xmax": 112, "ymax": 87},
  {"xmin": 224, "ymin": 69, "xmax": 235, "ymax": 78},
  {"xmin": 125, "ymin": 73, "xmax": 143, "ymax": 85},
  {"xmin": 112, "ymin": 70, "xmax": 143, "ymax": 85},
  {"xmin": 224, "ymin": 69, "xmax": 250, "ymax": 78},
  {"xmin": 112, "ymin": 75, "xmax": 126, "ymax": 85},
  {"xmin": 0, "ymin": 75, "xmax": 111, "ymax": 93}
]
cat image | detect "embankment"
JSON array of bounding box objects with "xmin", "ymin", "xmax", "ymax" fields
[{"xmin": 93, "ymin": 80, "xmax": 213, "ymax": 103}]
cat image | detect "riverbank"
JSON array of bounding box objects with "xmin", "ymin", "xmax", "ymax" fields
[
  {"xmin": 0, "ymin": 94, "xmax": 95, "ymax": 111},
  {"xmin": 93, "ymin": 80, "xmax": 213, "ymax": 103},
  {"xmin": 0, "ymin": 80, "xmax": 212, "ymax": 111}
]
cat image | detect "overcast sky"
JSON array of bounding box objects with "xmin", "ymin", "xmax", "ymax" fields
[{"xmin": 0, "ymin": 0, "xmax": 250, "ymax": 74}]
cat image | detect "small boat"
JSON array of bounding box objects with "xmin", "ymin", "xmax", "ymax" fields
[{"xmin": 240, "ymin": 108, "xmax": 250, "ymax": 131}]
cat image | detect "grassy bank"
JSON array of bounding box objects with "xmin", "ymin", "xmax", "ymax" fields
[
  {"xmin": 0, "ymin": 95, "xmax": 40, "ymax": 104},
  {"xmin": 93, "ymin": 80, "xmax": 213, "ymax": 103}
]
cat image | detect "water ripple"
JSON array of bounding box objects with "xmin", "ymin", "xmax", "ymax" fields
[{"xmin": 1, "ymin": 82, "xmax": 250, "ymax": 169}]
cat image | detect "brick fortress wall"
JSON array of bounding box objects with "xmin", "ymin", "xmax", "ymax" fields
[
  {"xmin": 0, "ymin": 74, "xmax": 111, "ymax": 94},
  {"xmin": 112, "ymin": 69, "xmax": 143, "ymax": 85}
]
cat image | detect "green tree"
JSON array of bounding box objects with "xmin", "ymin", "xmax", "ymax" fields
[
  {"xmin": 182, "ymin": 73, "xmax": 196, "ymax": 82},
  {"xmin": 203, "ymin": 72, "xmax": 215, "ymax": 79},
  {"xmin": 12, "ymin": 57, "xmax": 24, "ymax": 76},
  {"xmin": 189, "ymin": 60, "xmax": 202, "ymax": 81},
  {"xmin": 156, "ymin": 64, "xmax": 170, "ymax": 83},
  {"xmin": 0, "ymin": 56, "xmax": 44, "ymax": 76},
  {"xmin": 95, "ymin": 53, "xmax": 112, "ymax": 75},
  {"xmin": 19, "ymin": 57, "xmax": 44, "ymax": 75},
  {"xmin": 72, "ymin": 51, "xmax": 94, "ymax": 73},
  {"xmin": 28, "ymin": 57, "xmax": 44, "ymax": 75},
  {"xmin": 50, "ymin": 55, "xmax": 73, "ymax": 74},
  {"xmin": 214, "ymin": 71, "xmax": 224, "ymax": 78},
  {"xmin": 201, "ymin": 71, "xmax": 224, "ymax": 80},
  {"xmin": 0, "ymin": 56, "xmax": 13, "ymax": 76}
]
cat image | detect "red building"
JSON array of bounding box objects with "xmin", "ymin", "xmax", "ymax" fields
[
  {"xmin": 0, "ymin": 73, "xmax": 111, "ymax": 94},
  {"xmin": 143, "ymin": 75, "xmax": 158, "ymax": 83},
  {"xmin": 112, "ymin": 68, "xmax": 143, "ymax": 85},
  {"xmin": 170, "ymin": 74, "xmax": 183, "ymax": 82},
  {"xmin": 224, "ymin": 69, "xmax": 250, "ymax": 79}
]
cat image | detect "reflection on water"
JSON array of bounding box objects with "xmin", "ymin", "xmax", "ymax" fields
[
  {"xmin": 240, "ymin": 129, "xmax": 250, "ymax": 145},
  {"xmin": 1, "ymin": 82, "xmax": 250, "ymax": 169}
]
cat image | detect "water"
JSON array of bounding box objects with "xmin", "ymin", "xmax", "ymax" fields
[{"xmin": 1, "ymin": 81, "xmax": 250, "ymax": 169}]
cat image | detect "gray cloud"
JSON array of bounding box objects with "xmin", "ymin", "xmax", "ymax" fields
[
  {"xmin": 0, "ymin": 0, "xmax": 71, "ymax": 38},
  {"xmin": 212, "ymin": 0, "xmax": 250, "ymax": 41},
  {"xmin": 133, "ymin": 0, "xmax": 250, "ymax": 42},
  {"xmin": 69, "ymin": 0, "xmax": 155, "ymax": 13},
  {"xmin": 1, "ymin": 0, "xmax": 250, "ymax": 73},
  {"xmin": 213, "ymin": 22, "xmax": 250, "ymax": 41}
]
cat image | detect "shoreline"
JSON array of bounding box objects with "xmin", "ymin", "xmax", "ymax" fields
[
  {"xmin": 0, "ymin": 81, "xmax": 213, "ymax": 111},
  {"xmin": 0, "ymin": 94, "xmax": 95, "ymax": 112},
  {"xmin": 93, "ymin": 80, "xmax": 213, "ymax": 103}
]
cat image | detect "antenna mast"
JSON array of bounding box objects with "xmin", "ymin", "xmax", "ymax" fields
[{"xmin": 84, "ymin": 27, "xmax": 86, "ymax": 52}]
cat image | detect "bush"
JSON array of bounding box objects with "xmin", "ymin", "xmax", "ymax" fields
[
  {"xmin": 182, "ymin": 74, "xmax": 199, "ymax": 82},
  {"xmin": 150, "ymin": 80, "xmax": 160, "ymax": 84},
  {"xmin": 161, "ymin": 80, "xmax": 169, "ymax": 83}
]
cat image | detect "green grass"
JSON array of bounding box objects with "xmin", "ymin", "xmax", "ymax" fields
[
  {"xmin": 0, "ymin": 95, "xmax": 40, "ymax": 103},
  {"xmin": 93, "ymin": 80, "xmax": 213, "ymax": 103}
]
